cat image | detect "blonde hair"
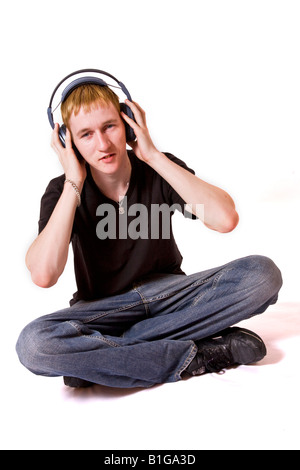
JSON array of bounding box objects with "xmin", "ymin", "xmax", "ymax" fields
[{"xmin": 61, "ymin": 84, "xmax": 120, "ymax": 128}]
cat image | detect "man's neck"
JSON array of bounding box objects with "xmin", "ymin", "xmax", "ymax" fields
[{"xmin": 90, "ymin": 155, "xmax": 132, "ymax": 202}]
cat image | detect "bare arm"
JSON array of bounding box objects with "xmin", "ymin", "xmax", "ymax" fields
[
  {"xmin": 147, "ymin": 152, "xmax": 238, "ymax": 233},
  {"xmin": 122, "ymin": 101, "xmax": 239, "ymax": 233},
  {"xmin": 26, "ymin": 125, "xmax": 86, "ymax": 287}
]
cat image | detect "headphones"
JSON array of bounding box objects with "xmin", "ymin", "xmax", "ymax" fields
[{"xmin": 47, "ymin": 68, "xmax": 136, "ymax": 149}]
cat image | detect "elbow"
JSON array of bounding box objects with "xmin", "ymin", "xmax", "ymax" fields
[
  {"xmin": 26, "ymin": 251, "xmax": 61, "ymax": 288},
  {"xmin": 206, "ymin": 209, "xmax": 239, "ymax": 233},
  {"xmin": 219, "ymin": 209, "xmax": 239, "ymax": 233},
  {"xmin": 30, "ymin": 269, "xmax": 59, "ymax": 288}
]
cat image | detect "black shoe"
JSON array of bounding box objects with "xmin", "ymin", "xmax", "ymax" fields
[
  {"xmin": 185, "ymin": 327, "xmax": 267, "ymax": 376},
  {"xmin": 63, "ymin": 376, "xmax": 94, "ymax": 388}
]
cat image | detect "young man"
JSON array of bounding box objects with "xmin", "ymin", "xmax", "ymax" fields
[{"xmin": 16, "ymin": 72, "xmax": 282, "ymax": 388}]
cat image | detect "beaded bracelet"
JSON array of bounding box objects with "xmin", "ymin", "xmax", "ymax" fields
[{"xmin": 64, "ymin": 179, "xmax": 81, "ymax": 207}]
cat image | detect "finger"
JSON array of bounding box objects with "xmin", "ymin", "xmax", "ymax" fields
[
  {"xmin": 51, "ymin": 123, "xmax": 62, "ymax": 150},
  {"xmin": 131, "ymin": 101, "xmax": 145, "ymax": 115},
  {"xmin": 125, "ymin": 100, "xmax": 146, "ymax": 126},
  {"xmin": 125, "ymin": 99, "xmax": 144, "ymax": 116},
  {"xmin": 121, "ymin": 110, "xmax": 139, "ymax": 131},
  {"xmin": 65, "ymin": 127, "xmax": 73, "ymax": 149}
]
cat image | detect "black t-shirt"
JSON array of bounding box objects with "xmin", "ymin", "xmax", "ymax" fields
[{"xmin": 38, "ymin": 151, "xmax": 195, "ymax": 304}]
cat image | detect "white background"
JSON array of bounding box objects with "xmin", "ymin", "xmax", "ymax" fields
[{"xmin": 1, "ymin": 0, "xmax": 300, "ymax": 450}]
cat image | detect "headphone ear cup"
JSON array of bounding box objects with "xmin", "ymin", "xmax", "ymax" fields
[
  {"xmin": 58, "ymin": 124, "xmax": 83, "ymax": 161},
  {"xmin": 59, "ymin": 124, "xmax": 67, "ymax": 148},
  {"xmin": 120, "ymin": 103, "xmax": 136, "ymax": 142}
]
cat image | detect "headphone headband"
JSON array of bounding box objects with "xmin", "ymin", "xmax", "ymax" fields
[
  {"xmin": 47, "ymin": 68, "xmax": 136, "ymax": 142},
  {"xmin": 61, "ymin": 76, "xmax": 110, "ymax": 102},
  {"xmin": 47, "ymin": 68, "xmax": 133, "ymax": 129}
]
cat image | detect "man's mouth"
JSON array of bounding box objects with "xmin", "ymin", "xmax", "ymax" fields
[{"xmin": 100, "ymin": 153, "xmax": 115, "ymax": 161}]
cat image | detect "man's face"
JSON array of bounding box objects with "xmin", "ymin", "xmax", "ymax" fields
[{"xmin": 69, "ymin": 101, "xmax": 127, "ymax": 174}]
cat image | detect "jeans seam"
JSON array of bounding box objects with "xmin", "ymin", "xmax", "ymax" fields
[
  {"xmin": 191, "ymin": 269, "xmax": 231, "ymax": 306},
  {"xmin": 212, "ymin": 267, "xmax": 232, "ymax": 289},
  {"xmin": 135, "ymin": 277, "xmax": 211, "ymax": 305},
  {"xmin": 68, "ymin": 321, "xmax": 120, "ymax": 347},
  {"xmin": 81, "ymin": 299, "xmax": 145, "ymax": 324},
  {"xmin": 133, "ymin": 285, "xmax": 151, "ymax": 316},
  {"xmin": 82, "ymin": 276, "xmax": 213, "ymax": 323},
  {"xmin": 133, "ymin": 282, "xmax": 204, "ymax": 315},
  {"xmin": 174, "ymin": 342, "xmax": 198, "ymax": 381}
]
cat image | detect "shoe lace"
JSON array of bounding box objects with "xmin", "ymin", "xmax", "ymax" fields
[{"xmin": 201, "ymin": 346, "xmax": 233, "ymax": 373}]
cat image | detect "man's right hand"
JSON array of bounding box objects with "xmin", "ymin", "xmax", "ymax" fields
[{"xmin": 51, "ymin": 123, "xmax": 86, "ymax": 187}]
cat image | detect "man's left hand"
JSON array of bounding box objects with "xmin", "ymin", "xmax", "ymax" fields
[{"xmin": 121, "ymin": 100, "xmax": 159, "ymax": 163}]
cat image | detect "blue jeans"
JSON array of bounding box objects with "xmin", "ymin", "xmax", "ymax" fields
[{"xmin": 16, "ymin": 256, "xmax": 282, "ymax": 388}]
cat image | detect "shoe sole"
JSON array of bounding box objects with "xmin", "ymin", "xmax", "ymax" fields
[{"xmin": 63, "ymin": 376, "xmax": 94, "ymax": 388}]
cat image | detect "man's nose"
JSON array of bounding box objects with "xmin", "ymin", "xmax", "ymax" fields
[{"xmin": 96, "ymin": 130, "xmax": 110, "ymax": 151}]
